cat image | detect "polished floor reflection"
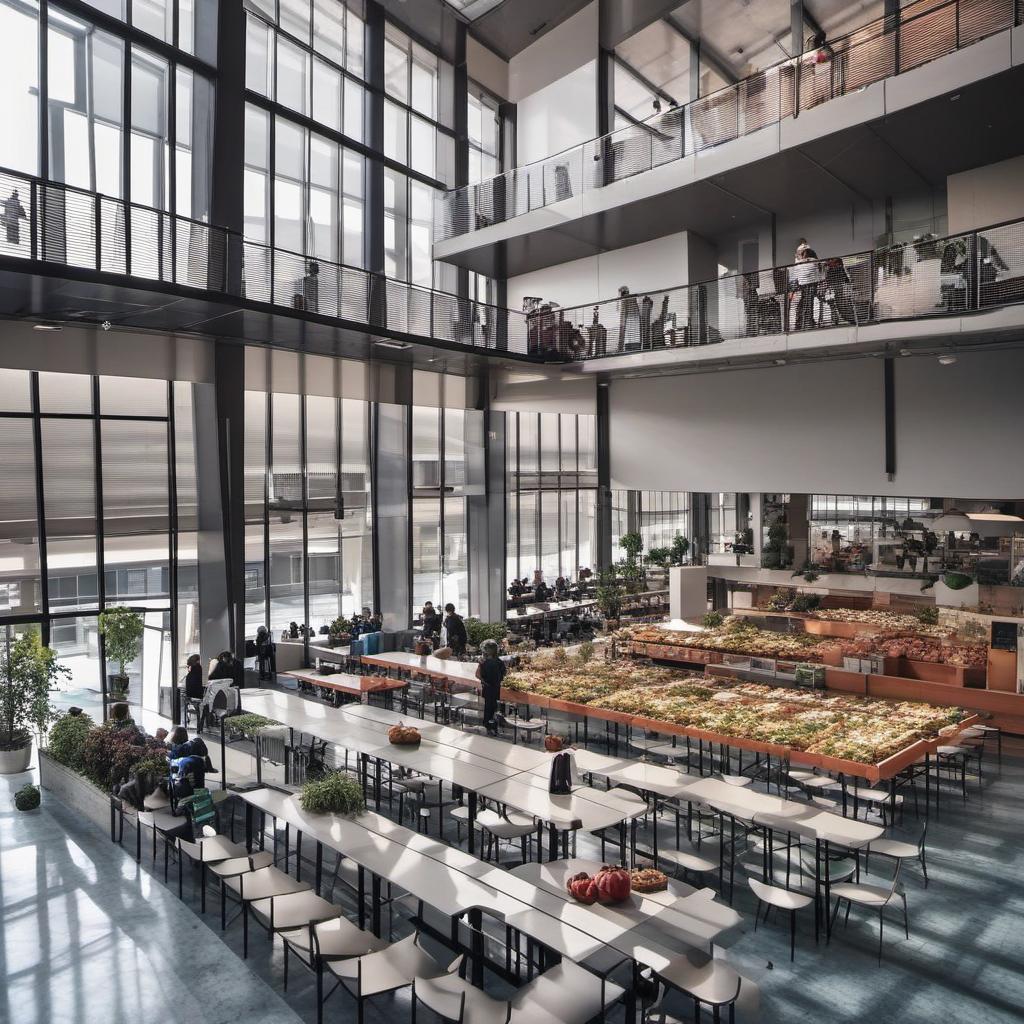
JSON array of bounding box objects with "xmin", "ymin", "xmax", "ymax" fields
[{"xmin": 0, "ymin": 765, "xmax": 302, "ymax": 1024}]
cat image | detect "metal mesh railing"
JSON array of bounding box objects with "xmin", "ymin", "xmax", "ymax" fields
[
  {"xmin": 436, "ymin": 0, "xmax": 1016, "ymax": 242},
  {"xmin": 542, "ymin": 220, "xmax": 1024, "ymax": 359},
  {"xmin": 0, "ymin": 166, "xmax": 528, "ymax": 356}
]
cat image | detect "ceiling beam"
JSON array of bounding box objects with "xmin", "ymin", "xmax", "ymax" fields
[{"xmin": 662, "ymin": 14, "xmax": 739, "ymax": 86}]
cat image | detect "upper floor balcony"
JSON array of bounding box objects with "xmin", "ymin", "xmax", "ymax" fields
[
  {"xmin": 0, "ymin": 167, "xmax": 532, "ymax": 369},
  {"xmin": 434, "ymin": 0, "xmax": 1024, "ymax": 278},
  {"xmin": 531, "ymin": 215, "xmax": 1024, "ymax": 373}
]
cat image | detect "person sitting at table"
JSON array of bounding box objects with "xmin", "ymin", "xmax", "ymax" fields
[
  {"xmin": 108, "ymin": 701, "xmax": 144, "ymax": 741},
  {"xmin": 168, "ymin": 726, "xmax": 211, "ymax": 790},
  {"xmin": 209, "ymin": 650, "xmax": 244, "ymax": 688},
  {"xmin": 475, "ymin": 639, "xmax": 507, "ymax": 737},
  {"xmin": 443, "ymin": 603, "xmax": 468, "ymax": 657},
  {"xmin": 554, "ymin": 576, "xmax": 569, "ymax": 598},
  {"xmin": 508, "ymin": 579, "xmax": 523, "ymax": 599},
  {"xmin": 534, "ymin": 580, "xmax": 551, "ymax": 602},
  {"xmin": 184, "ymin": 654, "xmax": 205, "ymax": 699}
]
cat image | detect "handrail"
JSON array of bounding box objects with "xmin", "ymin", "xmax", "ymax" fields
[
  {"xmin": 529, "ymin": 218, "xmax": 1024, "ymax": 359},
  {"xmin": 435, "ymin": 0, "xmax": 1016, "ymax": 242},
  {"xmin": 0, "ymin": 165, "xmax": 529, "ymax": 355}
]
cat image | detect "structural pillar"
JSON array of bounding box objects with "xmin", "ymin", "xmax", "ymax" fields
[{"xmin": 596, "ymin": 380, "xmax": 613, "ymax": 570}]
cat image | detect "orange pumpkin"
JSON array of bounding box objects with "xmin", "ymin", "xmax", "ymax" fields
[
  {"xmin": 594, "ymin": 865, "xmax": 632, "ymax": 904},
  {"xmin": 387, "ymin": 724, "xmax": 421, "ymax": 745},
  {"xmin": 544, "ymin": 734, "xmax": 564, "ymax": 752}
]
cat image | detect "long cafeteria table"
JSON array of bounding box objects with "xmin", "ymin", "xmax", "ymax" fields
[
  {"xmin": 239, "ymin": 690, "xmax": 645, "ymax": 860},
  {"xmin": 233, "ymin": 786, "xmax": 744, "ymax": 999}
]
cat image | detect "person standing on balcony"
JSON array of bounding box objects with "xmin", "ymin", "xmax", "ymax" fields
[
  {"xmin": 793, "ymin": 240, "xmax": 821, "ymax": 331},
  {"xmin": 617, "ymin": 286, "xmax": 641, "ymax": 351},
  {"xmin": 3, "ymin": 189, "xmax": 27, "ymax": 246}
]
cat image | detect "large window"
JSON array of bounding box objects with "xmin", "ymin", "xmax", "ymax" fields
[
  {"xmin": 0, "ymin": 369, "xmax": 190, "ymax": 716},
  {"xmin": 44, "ymin": 6, "xmax": 214, "ymax": 219},
  {"xmin": 410, "ymin": 384, "xmax": 482, "ymax": 617},
  {"xmin": 243, "ymin": 387, "xmax": 373, "ymax": 636},
  {"xmin": 505, "ymin": 412, "xmax": 598, "ymax": 586},
  {"xmin": 466, "ymin": 82, "xmax": 499, "ymax": 185}
]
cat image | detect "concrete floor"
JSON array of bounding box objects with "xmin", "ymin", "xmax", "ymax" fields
[{"xmin": 3, "ymin": 704, "xmax": 1023, "ymax": 1024}]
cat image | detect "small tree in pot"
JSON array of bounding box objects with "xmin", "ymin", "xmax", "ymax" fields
[
  {"xmin": 0, "ymin": 632, "xmax": 68, "ymax": 774},
  {"xmin": 99, "ymin": 607, "xmax": 144, "ymax": 701}
]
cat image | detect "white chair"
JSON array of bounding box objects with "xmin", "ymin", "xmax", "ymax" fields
[
  {"xmin": 829, "ymin": 859, "xmax": 908, "ymax": 964},
  {"xmin": 748, "ymin": 877, "xmax": 814, "ymax": 962},
  {"xmin": 650, "ymin": 950, "xmax": 742, "ymax": 1023},
  {"xmin": 477, "ymin": 808, "xmax": 537, "ymax": 865},
  {"xmin": 325, "ymin": 931, "xmax": 460, "ymax": 1024},
  {"xmin": 220, "ymin": 863, "xmax": 312, "ymax": 957},
  {"xmin": 868, "ymin": 821, "xmax": 928, "ymax": 887}
]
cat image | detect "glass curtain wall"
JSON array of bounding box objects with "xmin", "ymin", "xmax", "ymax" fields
[
  {"xmin": 505, "ymin": 412, "xmax": 598, "ymax": 587},
  {"xmin": 611, "ymin": 489, "xmax": 691, "ymax": 559},
  {"xmin": 243, "ymin": 386, "xmax": 373, "ymax": 637},
  {"xmin": 410, "ymin": 397, "xmax": 482, "ymax": 618},
  {"xmin": 243, "ymin": 0, "xmax": 366, "ymax": 271},
  {"xmin": 0, "ymin": 368, "xmax": 192, "ymax": 717}
]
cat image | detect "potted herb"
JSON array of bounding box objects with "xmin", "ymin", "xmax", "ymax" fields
[
  {"xmin": 99, "ymin": 607, "xmax": 144, "ymax": 702},
  {"xmin": 14, "ymin": 783, "xmax": 40, "ymax": 811},
  {"xmin": 0, "ymin": 632, "xmax": 67, "ymax": 775},
  {"xmin": 299, "ymin": 771, "xmax": 367, "ymax": 815}
]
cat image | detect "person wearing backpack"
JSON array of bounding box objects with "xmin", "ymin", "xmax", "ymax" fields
[{"xmin": 442, "ymin": 603, "xmax": 468, "ymax": 657}]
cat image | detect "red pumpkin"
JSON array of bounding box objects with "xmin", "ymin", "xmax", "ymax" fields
[
  {"xmin": 566, "ymin": 872, "xmax": 599, "ymax": 904},
  {"xmin": 594, "ymin": 865, "xmax": 632, "ymax": 904}
]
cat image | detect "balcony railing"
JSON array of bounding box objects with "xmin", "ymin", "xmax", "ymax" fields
[
  {"xmin": 0, "ymin": 167, "xmax": 529, "ymax": 355},
  {"xmin": 529, "ymin": 219, "xmax": 1024, "ymax": 360},
  {"xmin": 435, "ymin": 0, "xmax": 1018, "ymax": 243}
]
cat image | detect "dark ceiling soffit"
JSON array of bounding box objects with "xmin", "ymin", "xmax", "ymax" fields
[{"xmin": 0, "ymin": 260, "xmax": 541, "ymax": 368}]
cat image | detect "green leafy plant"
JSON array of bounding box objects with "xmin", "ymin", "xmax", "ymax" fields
[
  {"xmin": 803, "ymin": 570, "xmax": 821, "ymax": 583},
  {"xmin": 766, "ymin": 589, "xmax": 793, "ymax": 611},
  {"xmin": 943, "ymin": 571, "xmax": 974, "ymax": 591},
  {"xmin": 228, "ymin": 713, "xmax": 279, "ymax": 740},
  {"xmin": 595, "ymin": 583, "xmax": 623, "ymax": 620},
  {"xmin": 329, "ymin": 616, "xmax": 353, "ymax": 636},
  {"xmin": 763, "ymin": 521, "xmax": 789, "ymax": 570},
  {"xmin": 790, "ymin": 594, "xmax": 821, "ymax": 613},
  {"xmin": 620, "ymin": 531, "xmax": 644, "ymax": 565},
  {"xmin": 646, "ymin": 547, "xmax": 671, "ymax": 568},
  {"xmin": 576, "ymin": 641, "xmax": 595, "ymax": 663},
  {"xmin": 466, "ymin": 620, "xmax": 508, "ymax": 647},
  {"xmin": 130, "ymin": 753, "xmax": 170, "ymax": 784},
  {"xmin": 702, "ymin": 612, "xmax": 724, "ymax": 628},
  {"xmin": 79, "ymin": 725, "xmax": 166, "ymax": 789},
  {"xmin": 14, "ymin": 783, "xmax": 40, "ymax": 811},
  {"xmin": 98, "ymin": 607, "xmax": 144, "ymax": 693},
  {"xmin": 915, "ymin": 605, "xmax": 939, "ymax": 625},
  {"xmin": 47, "ymin": 712, "xmax": 95, "ymax": 771},
  {"xmin": 669, "ymin": 534, "xmax": 690, "ymax": 565},
  {"xmin": 1, "ymin": 632, "xmax": 68, "ymax": 753},
  {"xmin": 299, "ymin": 771, "xmax": 366, "ymax": 815},
  {"xmin": 552, "ymin": 646, "xmax": 568, "ymax": 664}
]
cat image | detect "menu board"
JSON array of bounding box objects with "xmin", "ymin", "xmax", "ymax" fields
[{"xmin": 991, "ymin": 620, "xmax": 1018, "ymax": 652}]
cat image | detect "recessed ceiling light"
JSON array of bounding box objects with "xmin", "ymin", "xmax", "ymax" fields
[
  {"xmin": 773, "ymin": 358, "xmax": 786, "ymax": 366},
  {"xmin": 938, "ymin": 354, "xmax": 958, "ymax": 365},
  {"xmin": 374, "ymin": 339, "xmax": 412, "ymax": 350},
  {"xmin": 899, "ymin": 348, "xmax": 912, "ymax": 356},
  {"xmin": 32, "ymin": 322, "xmax": 62, "ymax": 332}
]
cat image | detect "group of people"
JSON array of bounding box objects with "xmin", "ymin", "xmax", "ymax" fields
[
  {"xmin": 183, "ymin": 649, "xmax": 244, "ymax": 699},
  {"xmin": 107, "ymin": 702, "xmax": 213, "ymax": 804},
  {"xmin": 507, "ymin": 571, "xmax": 590, "ymax": 604},
  {"xmin": 417, "ymin": 601, "xmax": 468, "ymax": 656}
]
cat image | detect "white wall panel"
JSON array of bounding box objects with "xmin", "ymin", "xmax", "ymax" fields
[
  {"xmin": 516, "ymin": 61, "xmax": 598, "ymax": 166},
  {"xmin": 609, "ymin": 350, "xmax": 1024, "ymax": 498},
  {"xmin": 948, "ymin": 154, "xmax": 1024, "ymax": 234}
]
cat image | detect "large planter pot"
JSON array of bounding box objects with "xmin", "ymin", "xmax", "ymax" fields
[
  {"xmin": 0, "ymin": 740, "xmax": 32, "ymax": 774},
  {"xmin": 108, "ymin": 673, "xmax": 130, "ymax": 700},
  {"xmin": 38, "ymin": 751, "xmax": 112, "ymax": 833}
]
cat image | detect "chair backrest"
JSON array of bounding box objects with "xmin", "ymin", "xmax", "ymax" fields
[{"xmin": 187, "ymin": 788, "xmax": 217, "ymax": 833}]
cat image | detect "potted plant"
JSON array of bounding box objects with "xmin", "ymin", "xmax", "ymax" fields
[
  {"xmin": 1, "ymin": 632, "xmax": 68, "ymax": 774},
  {"xmin": 14, "ymin": 783, "xmax": 40, "ymax": 811},
  {"xmin": 328, "ymin": 616, "xmax": 353, "ymax": 646},
  {"xmin": 299, "ymin": 771, "xmax": 367, "ymax": 815},
  {"xmin": 669, "ymin": 533, "xmax": 690, "ymax": 566},
  {"xmin": 99, "ymin": 607, "xmax": 144, "ymax": 701},
  {"xmin": 620, "ymin": 531, "xmax": 644, "ymax": 566}
]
